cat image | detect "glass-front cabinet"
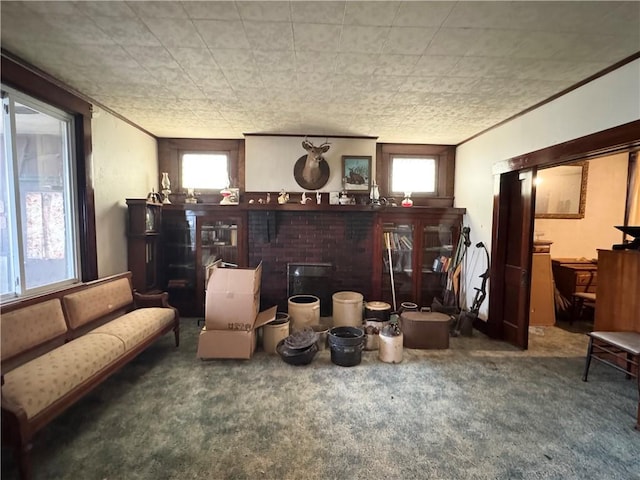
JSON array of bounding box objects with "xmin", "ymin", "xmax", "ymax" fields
[
  {"xmin": 381, "ymin": 221, "xmax": 414, "ymax": 306},
  {"xmin": 162, "ymin": 205, "xmax": 246, "ymax": 317},
  {"xmin": 374, "ymin": 209, "xmax": 464, "ymax": 310}
]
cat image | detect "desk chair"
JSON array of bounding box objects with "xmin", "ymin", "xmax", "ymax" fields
[{"xmin": 571, "ymin": 292, "xmax": 596, "ymax": 324}]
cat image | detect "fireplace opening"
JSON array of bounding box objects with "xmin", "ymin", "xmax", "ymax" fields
[{"xmin": 287, "ymin": 263, "xmax": 333, "ymax": 316}]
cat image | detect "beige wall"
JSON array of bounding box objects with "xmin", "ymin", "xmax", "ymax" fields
[
  {"xmin": 534, "ymin": 153, "xmax": 629, "ymax": 259},
  {"xmin": 92, "ymin": 108, "xmax": 157, "ymax": 277}
]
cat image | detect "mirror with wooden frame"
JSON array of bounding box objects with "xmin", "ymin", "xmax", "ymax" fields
[{"xmin": 535, "ymin": 161, "xmax": 588, "ymax": 219}]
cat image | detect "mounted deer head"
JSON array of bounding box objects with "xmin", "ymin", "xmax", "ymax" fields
[{"xmin": 301, "ymin": 137, "xmax": 330, "ymax": 186}]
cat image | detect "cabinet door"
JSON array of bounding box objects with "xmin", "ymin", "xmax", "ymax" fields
[
  {"xmin": 162, "ymin": 210, "xmax": 197, "ymax": 315},
  {"xmin": 419, "ymin": 223, "xmax": 455, "ymax": 307},
  {"xmin": 380, "ymin": 221, "xmax": 415, "ymax": 308},
  {"xmin": 196, "ymin": 214, "xmax": 245, "ymax": 316}
]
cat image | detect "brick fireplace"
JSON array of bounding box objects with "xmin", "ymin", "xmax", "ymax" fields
[{"xmin": 248, "ymin": 211, "xmax": 374, "ymax": 313}]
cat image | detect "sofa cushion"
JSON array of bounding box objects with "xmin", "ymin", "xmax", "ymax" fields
[
  {"xmin": 1, "ymin": 333, "xmax": 125, "ymax": 420},
  {"xmin": 87, "ymin": 307, "xmax": 175, "ymax": 351},
  {"xmin": 63, "ymin": 277, "xmax": 133, "ymax": 329},
  {"xmin": 1, "ymin": 299, "xmax": 67, "ymax": 362}
]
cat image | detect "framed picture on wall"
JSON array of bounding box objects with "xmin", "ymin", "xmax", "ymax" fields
[{"xmin": 342, "ymin": 156, "xmax": 371, "ymax": 192}]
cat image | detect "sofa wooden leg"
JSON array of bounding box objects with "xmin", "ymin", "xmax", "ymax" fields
[
  {"xmin": 17, "ymin": 442, "xmax": 32, "ymax": 480},
  {"xmin": 174, "ymin": 327, "xmax": 180, "ymax": 347}
]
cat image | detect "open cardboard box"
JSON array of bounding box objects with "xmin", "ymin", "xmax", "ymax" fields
[
  {"xmin": 205, "ymin": 262, "xmax": 262, "ymax": 330},
  {"xmin": 197, "ymin": 306, "xmax": 277, "ymax": 359}
]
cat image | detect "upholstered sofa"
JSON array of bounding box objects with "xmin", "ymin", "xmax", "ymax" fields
[{"xmin": 1, "ymin": 272, "xmax": 180, "ymax": 480}]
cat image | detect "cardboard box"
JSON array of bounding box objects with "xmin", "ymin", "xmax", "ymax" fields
[
  {"xmin": 197, "ymin": 306, "xmax": 277, "ymax": 359},
  {"xmin": 205, "ymin": 262, "xmax": 262, "ymax": 330}
]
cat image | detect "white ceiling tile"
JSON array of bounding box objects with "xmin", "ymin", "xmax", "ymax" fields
[
  {"xmin": 465, "ymin": 29, "xmax": 525, "ymax": 58},
  {"xmin": 23, "ymin": 1, "xmax": 82, "ymax": 16},
  {"xmin": 168, "ymin": 48, "xmax": 219, "ymax": 70},
  {"xmin": 360, "ymin": 90, "xmax": 396, "ymax": 104},
  {"xmin": 144, "ymin": 66, "xmax": 190, "ymax": 86},
  {"xmin": 78, "ymin": 1, "xmax": 137, "ymax": 18},
  {"xmin": 124, "ymin": 46, "xmax": 177, "ymax": 69},
  {"xmin": 296, "ymin": 73, "xmax": 337, "ymax": 92},
  {"xmin": 400, "ymin": 76, "xmax": 478, "ymax": 94},
  {"xmin": 554, "ymin": 33, "xmax": 639, "ymax": 63},
  {"xmin": 260, "ymin": 71, "xmax": 297, "ymax": 89},
  {"xmin": 334, "ymin": 53, "xmax": 379, "ymax": 75},
  {"xmin": 444, "ymin": 2, "xmax": 516, "ymax": 29},
  {"xmin": 291, "ymin": 2, "xmax": 346, "ymax": 25},
  {"xmin": 340, "ymin": 26, "xmax": 389, "ymax": 53},
  {"xmin": 376, "ymin": 54, "xmax": 420, "ymax": 76},
  {"xmin": 236, "ymin": 1, "xmax": 291, "ymax": 22},
  {"xmin": 142, "ymin": 18, "xmax": 205, "ymax": 48},
  {"xmin": 512, "ymin": 31, "xmax": 580, "ymax": 60},
  {"xmin": 599, "ymin": 2, "xmax": 640, "ymax": 35},
  {"xmin": 393, "ymin": 2, "xmax": 455, "ymax": 27},
  {"xmin": 101, "ymin": 65, "xmax": 159, "ymax": 85},
  {"xmin": 254, "ymin": 50, "xmax": 296, "ymax": 71},
  {"xmin": 368, "ymin": 75, "xmax": 406, "ymax": 91},
  {"xmin": 192, "ymin": 71, "xmax": 231, "ymax": 90},
  {"xmin": 449, "ymin": 57, "xmax": 516, "ymax": 79},
  {"xmin": 127, "ymin": 1, "xmax": 188, "ymax": 19},
  {"xmin": 424, "ymin": 28, "xmax": 480, "ymax": 56},
  {"xmin": 92, "ymin": 16, "xmax": 160, "ymax": 47},
  {"xmin": 331, "ymin": 74, "xmax": 370, "ymax": 91},
  {"xmin": 293, "ymin": 23, "xmax": 341, "ymax": 52},
  {"xmin": 383, "ymin": 27, "xmax": 437, "ymax": 55},
  {"xmin": 412, "ymin": 55, "xmax": 461, "ymax": 76},
  {"xmin": 41, "ymin": 15, "xmax": 116, "ymax": 46},
  {"xmin": 182, "ymin": 1, "xmax": 241, "ymax": 20},
  {"xmin": 78, "ymin": 45, "xmax": 141, "ymax": 69},
  {"xmin": 166, "ymin": 80, "xmax": 207, "ymax": 99},
  {"xmin": 194, "ymin": 20, "xmax": 250, "ymax": 49},
  {"xmin": 344, "ymin": 2, "xmax": 400, "ymax": 26},
  {"xmin": 210, "ymin": 49, "xmax": 255, "ymax": 71},
  {"xmin": 295, "ymin": 52, "xmax": 338, "ymax": 73},
  {"xmin": 225, "ymin": 70, "xmax": 265, "ymax": 90},
  {"xmin": 244, "ymin": 21, "xmax": 294, "ymax": 50},
  {"xmin": 199, "ymin": 90, "xmax": 240, "ymax": 105}
]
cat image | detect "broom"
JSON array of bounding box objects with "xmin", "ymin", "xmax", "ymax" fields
[{"xmin": 384, "ymin": 232, "xmax": 397, "ymax": 312}]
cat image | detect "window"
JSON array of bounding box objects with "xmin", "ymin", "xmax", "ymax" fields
[
  {"xmin": 391, "ymin": 156, "xmax": 436, "ymax": 194},
  {"xmin": 1, "ymin": 86, "xmax": 80, "ymax": 300},
  {"xmin": 181, "ymin": 152, "xmax": 230, "ymax": 190},
  {"xmin": 378, "ymin": 144, "xmax": 455, "ymax": 204}
]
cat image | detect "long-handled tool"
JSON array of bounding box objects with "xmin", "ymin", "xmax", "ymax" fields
[{"xmin": 384, "ymin": 232, "xmax": 397, "ymax": 312}]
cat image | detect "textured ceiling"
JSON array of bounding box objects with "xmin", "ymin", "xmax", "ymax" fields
[{"xmin": 1, "ymin": 1, "xmax": 639, "ymax": 144}]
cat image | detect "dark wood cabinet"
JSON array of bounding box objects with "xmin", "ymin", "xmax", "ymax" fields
[
  {"xmin": 161, "ymin": 205, "xmax": 247, "ymax": 317},
  {"xmin": 126, "ymin": 199, "xmax": 162, "ymax": 293},
  {"xmin": 373, "ymin": 209, "xmax": 464, "ymax": 309}
]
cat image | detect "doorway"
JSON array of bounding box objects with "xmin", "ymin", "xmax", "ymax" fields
[{"xmin": 488, "ymin": 120, "xmax": 640, "ymax": 349}]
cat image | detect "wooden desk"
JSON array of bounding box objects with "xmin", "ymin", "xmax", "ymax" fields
[{"xmin": 552, "ymin": 259, "xmax": 598, "ymax": 303}]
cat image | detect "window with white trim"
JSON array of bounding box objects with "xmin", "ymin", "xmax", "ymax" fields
[
  {"xmin": 1, "ymin": 86, "xmax": 80, "ymax": 300},
  {"xmin": 391, "ymin": 156, "xmax": 437, "ymax": 194}
]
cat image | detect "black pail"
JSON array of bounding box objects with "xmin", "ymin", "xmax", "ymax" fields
[{"xmin": 328, "ymin": 326, "xmax": 364, "ymax": 367}]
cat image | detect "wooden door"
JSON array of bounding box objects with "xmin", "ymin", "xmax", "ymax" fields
[{"xmin": 488, "ymin": 170, "xmax": 535, "ymax": 348}]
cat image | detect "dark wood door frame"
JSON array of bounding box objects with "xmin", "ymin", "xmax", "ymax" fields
[{"xmin": 480, "ymin": 119, "xmax": 640, "ymax": 345}]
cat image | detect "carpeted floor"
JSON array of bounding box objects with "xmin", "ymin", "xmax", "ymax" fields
[{"xmin": 2, "ymin": 319, "xmax": 639, "ymax": 480}]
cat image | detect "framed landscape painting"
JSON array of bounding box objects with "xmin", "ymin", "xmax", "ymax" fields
[{"xmin": 342, "ymin": 156, "xmax": 371, "ymax": 192}]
